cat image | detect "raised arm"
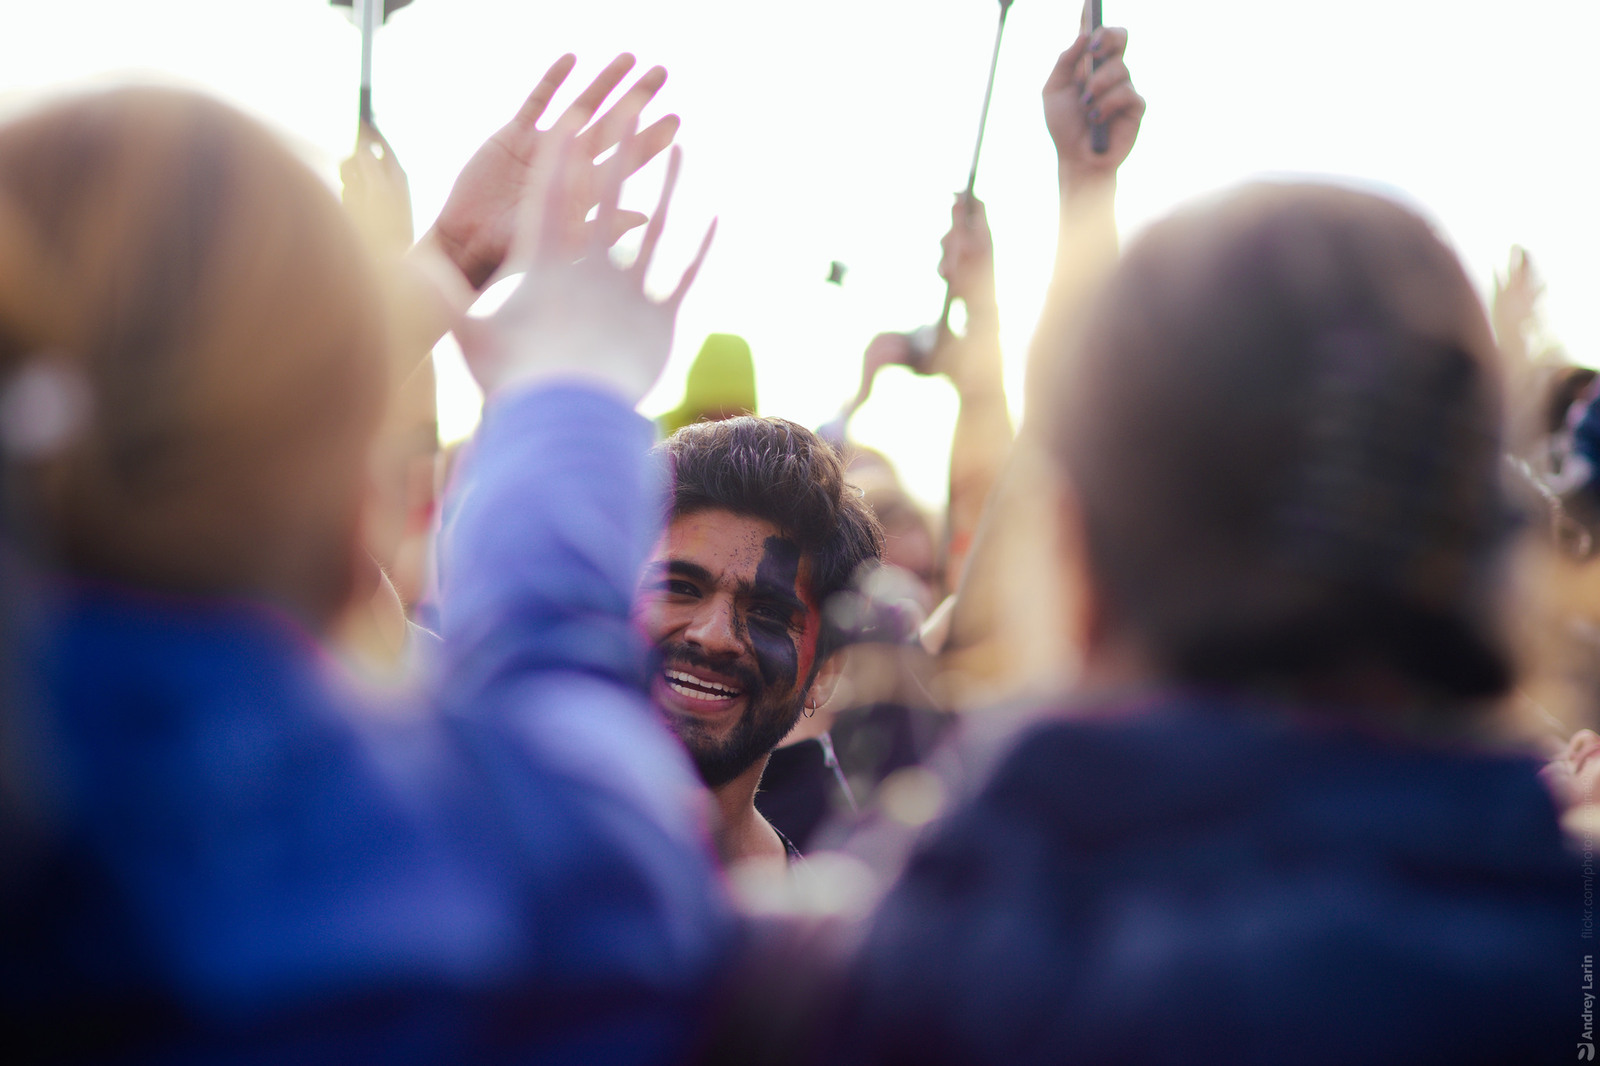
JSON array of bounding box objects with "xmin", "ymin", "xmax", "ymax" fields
[
  {"xmin": 936, "ymin": 193, "xmax": 1013, "ymax": 591},
  {"xmin": 428, "ymin": 123, "xmax": 727, "ymax": 1059},
  {"xmin": 420, "ymin": 54, "xmax": 679, "ymax": 294},
  {"xmin": 1493, "ymin": 245, "xmax": 1544, "ymax": 372},
  {"xmin": 436, "ymin": 109, "xmax": 714, "ymax": 709},
  {"xmin": 377, "ymin": 55, "xmax": 685, "ymax": 406},
  {"xmin": 1030, "ymin": 23, "xmax": 1144, "ymax": 411},
  {"xmin": 938, "ymin": 22, "xmax": 1143, "ymax": 699}
]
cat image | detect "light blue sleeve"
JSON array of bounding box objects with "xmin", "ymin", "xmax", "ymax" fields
[
  {"xmin": 436, "ymin": 383, "xmax": 663, "ymax": 689},
  {"xmin": 431, "ymin": 382, "xmax": 733, "ymax": 1059}
]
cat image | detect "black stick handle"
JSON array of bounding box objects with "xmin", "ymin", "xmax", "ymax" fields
[
  {"xmin": 1089, "ymin": 0, "xmax": 1108, "ymax": 153},
  {"xmin": 357, "ymin": 0, "xmax": 378, "ymax": 125}
]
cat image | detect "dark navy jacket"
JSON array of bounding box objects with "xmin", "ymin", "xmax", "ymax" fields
[
  {"xmin": 3, "ymin": 385, "xmax": 732, "ymax": 1063},
  {"xmin": 843, "ymin": 694, "xmax": 1577, "ymax": 1065}
]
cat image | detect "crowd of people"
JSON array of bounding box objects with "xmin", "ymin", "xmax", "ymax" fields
[{"xmin": 0, "ymin": 14, "xmax": 1582, "ymax": 1065}]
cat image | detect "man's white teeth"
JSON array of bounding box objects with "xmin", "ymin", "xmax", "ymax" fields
[{"xmin": 665, "ymin": 669, "xmax": 741, "ymax": 701}]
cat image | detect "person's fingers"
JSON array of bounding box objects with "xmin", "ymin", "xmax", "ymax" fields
[
  {"xmin": 543, "ymin": 125, "xmax": 590, "ymax": 264},
  {"xmin": 865, "ymin": 332, "xmax": 913, "ymax": 368},
  {"xmin": 571, "ymin": 213, "xmax": 649, "ymax": 252},
  {"xmin": 359, "ymin": 120, "xmax": 396, "ymax": 155},
  {"xmin": 357, "ymin": 124, "xmax": 409, "ymax": 184},
  {"xmin": 1083, "ymin": 58, "xmax": 1131, "ymax": 102},
  {"xmin": 507, "ymin": 54, "xmax": 578, "ymax": 142},
  {"xmin": 952, "ymin": 193, "xmax": 988, "ymax": 228},
  {"xmin": 1044, "ymin": 34, "xmax": 1090, "ymax": 93},
  {"xmin": 1088, "ymin": 83, "xmax": 1145, "ymax": 129},
  {"xmin": 613, "ymin": 210, "xmax": 649, "ymax": 238},
  {"xmin": 341, "ymin": 147, "xmax": 397, "ymax": 200},
  {"xmin": 634, "ymin": 145, "xmax": 682, "ymax": 281},
  {"xmin": 943, "ymin": 204, "xmax": 992, "ymax": 288},
  {"xmin": 507, "ymin": 122, "xmax": 580, "ymax": 274},
  {"xmin": 556, "ymin": 54, "xmax": 637, "ymax": 130},
  {"xmin": 1514, "ymin": 250, "xmax": 1544, "ymax": 293},
  {"xmin": 627, "ymin": 115, "xmax": 680, "ymax": 178},
  {"xmin": 590, "ymin": 118, "xmax": 637, "ymax": 259},
  {"xmin": 1088, "ymin": 26, "xmax": 1129, "ymax": 64},
  {"xmin": 580, "ymin": 66, "xmax": 668, "ymax": 158},
  {"xmin": 668, "ymin": 217, "xmax": 717, "ymax": 308}
]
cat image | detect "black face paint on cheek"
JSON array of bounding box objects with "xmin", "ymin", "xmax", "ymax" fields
[{"xmin": 749, "ymin": 537, "xmax": 802, "ymax": 689}]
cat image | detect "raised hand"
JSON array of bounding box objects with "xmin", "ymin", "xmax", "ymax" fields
[
  {"xmin": 1544, "ymin": 729, "xmax": 1600, "ymax": 812},
  {"xmin": 1493, "ymin": 245, "xmax": 1544, "ymax": 367},
  {"xmin": 425, "ymin": 54, "xmax": 680, "ymax": 292},
  {"xmin": 458, "ymin": 120, "xmax": 715, "ymax": 406},
  {"xmin": 1043, "ymin": 24, "xmax": 1145, "ymax": 189},
  {"xmin": 938, "ymin": 193, "xmax": 996, "ymax": 313},
  {"xmin": 341, "ymin": 121, "xmax": 415, "ymax": 258}
]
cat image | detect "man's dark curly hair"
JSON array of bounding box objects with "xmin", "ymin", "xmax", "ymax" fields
[{"xmin": 658, "ymin": 417, "xmax": 884, "ymax": 653}]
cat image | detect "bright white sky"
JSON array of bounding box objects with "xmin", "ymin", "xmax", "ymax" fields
[{"xmin": 3, "ymin": 1, "xmax": 1597, "ymax": 510}]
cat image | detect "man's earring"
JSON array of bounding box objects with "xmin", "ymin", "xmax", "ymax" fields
[{"xmin": 803, "ymin": 696, "xmax": 816, "ymax": 719}]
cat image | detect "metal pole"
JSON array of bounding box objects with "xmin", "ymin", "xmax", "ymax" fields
[
  {"xmin": 358, "ymin": 0, "xmax": 379, "ymax": 123},
  {"xmin": 934, "ymin": 0, "xmax": 1014, "ymax": 341},
  {"xmin": 1089, "ymin": 0, "xmax": 1109, "ymax": 153}
]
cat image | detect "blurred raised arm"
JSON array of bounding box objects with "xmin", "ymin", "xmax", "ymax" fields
[
  {"xmin": 1031, "ymin": 24, "xmax": 1143, "ymax": 404},
  {"xmin": 1493, "ymin": 245, "xmax": 1544, "ymax": 372},
  {"xmin": 937, "ymin": 23, "xmax": 1143, "ymax": 700},
  {"xmin": 341, "ymin": 120, "xmax": 415, "ymax": 258},
  {"xmin": 935, "ymin": 194, "xmax": 1012, "ymax": 591}
]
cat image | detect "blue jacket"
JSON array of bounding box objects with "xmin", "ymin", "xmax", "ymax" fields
[
  {"xmin": 3, "ymin": 385, "xmax": 732, "ymax": 1063},
  {"xmin": 843, "ymin": 694, "xmax": 1577, "ymax": 1065}
]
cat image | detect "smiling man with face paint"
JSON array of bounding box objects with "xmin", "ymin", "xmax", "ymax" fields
[{"xmin": 640, "ymin": 417, "xmax": 883, "ymax": 868}]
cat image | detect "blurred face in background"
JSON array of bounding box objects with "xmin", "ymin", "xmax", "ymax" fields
[{"xmin": 637, "ymin": 508, "xmax": 825, "ymax": 788}]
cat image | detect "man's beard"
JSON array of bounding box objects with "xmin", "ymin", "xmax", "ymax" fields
[{"xmin": 655, "ymin": 643, "xmax": 807, "ymax": 789}]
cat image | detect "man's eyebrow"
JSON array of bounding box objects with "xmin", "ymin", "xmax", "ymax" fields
[
  {"xmin": 645, "ymin": 560, "xmax": 807, "ymax": 614},
  {"xmin": 654, "ymin": 560, "xmax": 714, "ymax": 585}
]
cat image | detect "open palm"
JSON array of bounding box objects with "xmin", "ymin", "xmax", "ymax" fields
[{"xmin": 459, "ymin": 124, "xmax": 715, "ymax": 407}]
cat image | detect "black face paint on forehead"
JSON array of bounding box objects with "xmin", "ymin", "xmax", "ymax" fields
[{"xmin": 748, "ymin": 536, "xmax": 803, "ymax": 689}]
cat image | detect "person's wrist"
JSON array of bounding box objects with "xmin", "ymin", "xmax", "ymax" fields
[
  {"xmin": 961, "ymin": 288, "xmax": 999, "ymax": 320},
  {"xmin": 486, "ymin": 344, "xmax": 658, "ymax": 409},
  {"xmin": 401, "ymin": 238, "xmax": 475, "ymax": 343},
  {"xmin": 1058, "ymin": 159, "xmax": 1117, "ymax": 203},
  {"xmin": 421, "ymin": 222, "xmax": 492, "ymax": 293},
  {"xmin": 489, "ymin": 364, "xmax": 648, "ymax": 410},
  {"xmin": 945, "ymin": 328, "xmax": 1004, "ymax": 398},
  {"xmin": 953, "ymin": 371, "xmax": 1008, "ymax": 406}
]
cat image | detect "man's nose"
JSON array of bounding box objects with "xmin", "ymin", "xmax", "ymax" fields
[{"xmin": 683, "ymin": 595, "xmax": 742, "ymax": 657}]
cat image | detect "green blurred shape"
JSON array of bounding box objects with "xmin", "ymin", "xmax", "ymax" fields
[{"xmin": 660, "ymin": 334, "xmax": 758, "ymax": 437}]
